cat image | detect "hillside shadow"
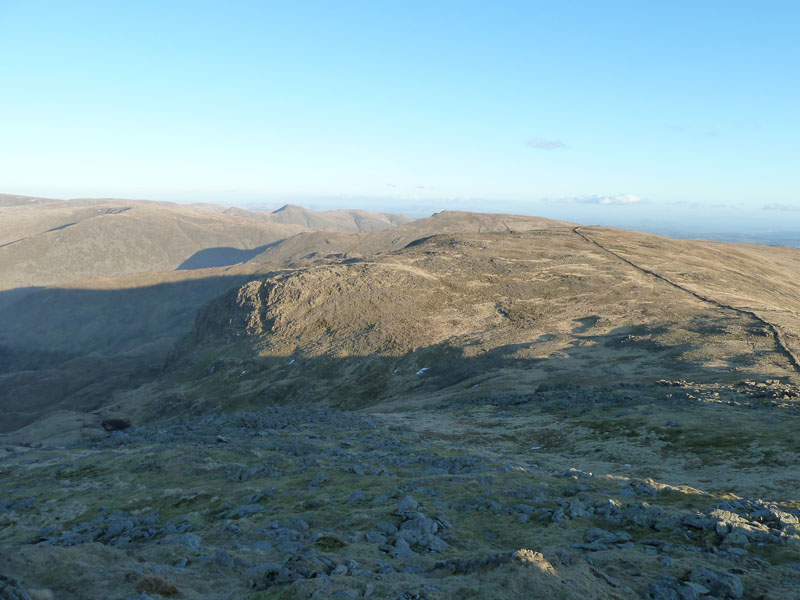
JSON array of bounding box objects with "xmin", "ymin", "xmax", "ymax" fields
[
  {"xmin": 177, "ymin": 242, "xmax": 282, "ymax": 270},
  {"xmin": 45, "ymin": 221, "xmax": 77, "ymax": 233},
  {"xmin": 0, "ymin": 273, "xmax": 274, "ymax": 371},
  {"xmin": 161, "ymin": 320, "xmax": 779, "ymax": 417},
  {"xmin": 0, "ymin": 273, "xmax": 276, "ymax": 433},
  {"xmin": 0, "ymin": 275, "xmax": 791, "ymax": 433},
  {"xmin": 0, "ymin": 285, "xmax": 44, "ymax": 311}
]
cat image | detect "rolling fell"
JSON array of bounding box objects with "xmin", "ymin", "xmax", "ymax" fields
[{"xmin": 3, "ymin": 208, "xmax": 800, "ymax": 599}]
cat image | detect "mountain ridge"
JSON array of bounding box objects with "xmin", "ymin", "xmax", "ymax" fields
[{"xmin": 0, "ymin": 195, "xmax": 413, "ymax": 290}]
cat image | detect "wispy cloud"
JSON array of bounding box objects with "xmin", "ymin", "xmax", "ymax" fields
[
  {"xmin": 525, "ymin": 137, "xmax": 566, "ymax": 150},
  {"xmin": 667, "ymin": 200, "xmax": 702, "ymax": 209},
  {"xmin": 667, "ymin": 200, "xmax": 735, "ymax": 210},
  {"xmin": 764, "ymin": 203, "xmax": 800, "ymax": 212},
  {"xmin": 545, "ymin": 193, "xmax": 642, "ymax": 206}
]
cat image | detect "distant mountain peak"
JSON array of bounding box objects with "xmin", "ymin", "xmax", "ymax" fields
[{"xmin": 272, "ymin": 204, "xmax": 304, "ymax": 214}]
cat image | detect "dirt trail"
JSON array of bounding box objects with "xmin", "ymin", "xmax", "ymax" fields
[{"xmin": 574, "ymin": 226, "xmax": 800, "ymax": 373}]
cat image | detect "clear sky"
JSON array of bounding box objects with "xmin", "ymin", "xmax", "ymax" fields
[{"xmin": 1, "ymin": 1, "xmax": 798, "ymax": 231}]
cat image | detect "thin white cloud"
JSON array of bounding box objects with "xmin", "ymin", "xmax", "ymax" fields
[
  {"xmin": 525, "ymin": 138, "xmax": 566, "ymax": 150},
  {"xmin": 764, "ymin": 203, "xmax": 800, "ymax": 212},
  {"xmin": 668, "ymin": 200, "xmax": 736, "ymax": 210},
  {"xmin": 545, "ymin": 194, "xmax": 642, "ymax": 206}
]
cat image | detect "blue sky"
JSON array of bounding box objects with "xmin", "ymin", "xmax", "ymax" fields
[{"xmin": 1, "ymin": 1, "xmax": 798, "ymax": 231}]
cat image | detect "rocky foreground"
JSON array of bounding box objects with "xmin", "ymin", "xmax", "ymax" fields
[{"xmin": 2, "ymin": 381, "xmax": 800, "ymax": 599}]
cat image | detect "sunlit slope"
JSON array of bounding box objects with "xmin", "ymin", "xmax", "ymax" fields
[
  {"xmin": 174, "ymin": 225, "xmax": 800, "ymax": 411},
  {"xmin": 0, "ymin": 200, "xmax": 309, "ymax": 289},
  {"xmin": 0, "ymin": 197, "xmax": 414, "ymax": 290},
  {"xmin": 225, "ymin": 204, "xmax": 413, "ymax": 232},
  {"xmin": 581, "ymin": 227, "xmax": 800, "ymax": 366},
  {"xmin": 247, "ymin": 210, "xmax": 574, "ymax": 264}
]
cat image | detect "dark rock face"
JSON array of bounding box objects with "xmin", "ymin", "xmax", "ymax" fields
[{"xmin": 101, "ymin": 418, "xmax": 132, "ymax": 432}]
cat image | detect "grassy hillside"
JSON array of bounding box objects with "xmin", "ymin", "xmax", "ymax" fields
[
  {"xmin": 155, "ymin": 225, "xmax": 800, "ymax": 419},
  {"xmin": 4, "ymin": 211, "xmax": 800, "ymax": 599}
]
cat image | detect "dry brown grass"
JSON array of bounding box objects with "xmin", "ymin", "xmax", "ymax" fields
[{"xmin": 136, "ymin": 576, "xmax": 181, "ymax": 597}]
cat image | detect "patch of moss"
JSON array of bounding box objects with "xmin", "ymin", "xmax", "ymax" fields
[
  {"xmin": 246, "ymin": 589, "xmax": 302, "ymax": 600},
  {"xmin": 315, "ymin": 535, "xmax": 347, "ymax": 551},
  {"xmin": 581, "ymin": 418, "xmax": 647, "ymax": 439},
  {"xmin": 751, "ymin": 542, "xmax": 800, "ymax": 566}
]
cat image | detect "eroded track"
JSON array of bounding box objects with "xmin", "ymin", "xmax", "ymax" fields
[{"xmin": 574, "ymin": 226, "xmax": 800, "ymax": 373}]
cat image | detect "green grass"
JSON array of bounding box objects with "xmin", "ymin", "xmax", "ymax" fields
[
  {"xmin": 581, "ymin": 417, "xmax": 648, "ymax": 439},
  {"xmin": 751, "ymin": 541, "xmax": 800, "ymax": 566}
]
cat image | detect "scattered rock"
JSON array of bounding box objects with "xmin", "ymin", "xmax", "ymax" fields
[
  {"xmin": 551, "ymin": 508, "xmax": 567, "ymax": 523},
  {"xmin": 347, "ymin": 490, "xmax": 366, "ymax": 503},
  {"xmin": 214, "ymin": 548, "xmax": 236, "ymax": 568},
  {"xmin": 648, "ymin": 576, "xmax": 699, "ymax": 600},
  {"xmin": 398, "ymin": 495, "xmax": 419, "ymax": 514},
  {"xmin": 434, "ymin": 553, "xmax": 510, "ymax": 574},
  {"xmin": 568, "ymin": 498, "xmax": 593, "ymax": 518},
  {"xmin": 512, "ymin": 549, "xmax": 555, "ymax": 574},
  {"xmin": 162, "ymin": 533, "xmax": 202, "ymax": 549},
  {"xmin": 365, "ymin": 532, "xmax": 387, "ymax": 544},
  {"xmin": 0, "ymin": 575, "xmax": 33, "ymax": 600},
  {"xmin": 309, "ymin": 472, "xmax": 327, "ymax": 488},
  {"xmin": 584, "ymin": 527, "xmax": 631, "ymax": 545},
  {"xmin": 391, "ymin": 537, "xmax": 417, "ymax": 558},
  {"xmin": 689, "ymin": 568, "xmax": 743, "ymax": 599}
]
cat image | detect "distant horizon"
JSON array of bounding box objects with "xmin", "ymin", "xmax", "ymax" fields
[{"xmin": 4, "ymin": 187, "xmax": 800, "ymax": 244}]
